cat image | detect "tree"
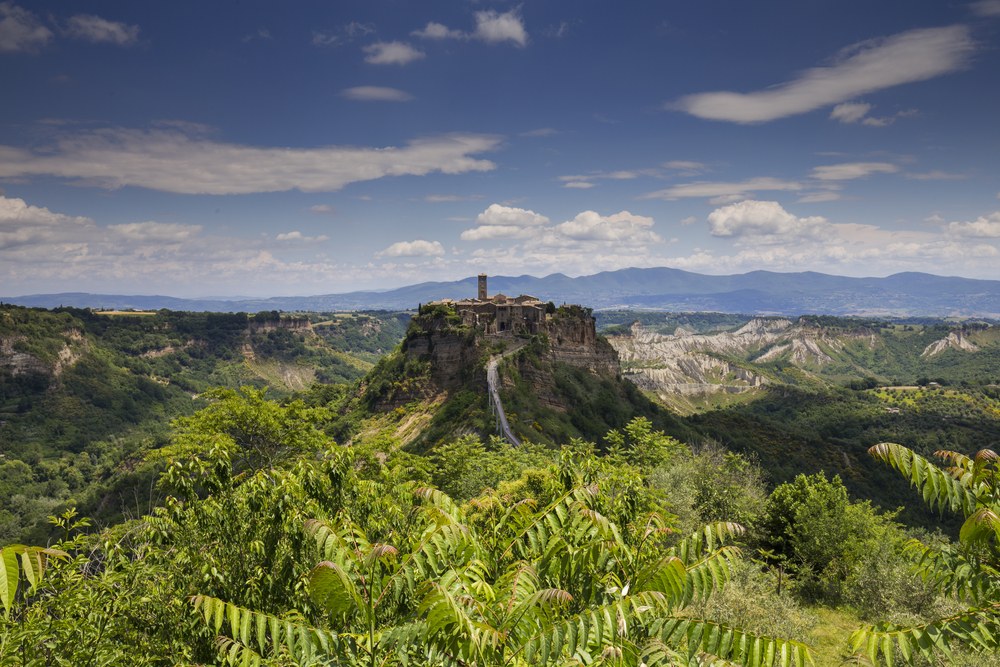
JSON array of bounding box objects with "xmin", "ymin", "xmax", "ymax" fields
[
  {"xmin": 850, "ymin": 443, "xmax": 1000, "ymax": 664},
  {"xmin": 193, "ymin": 482, "xmax": 813, "ymax": 666}
]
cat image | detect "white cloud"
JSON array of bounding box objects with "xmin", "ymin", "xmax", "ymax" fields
[
  {"xmin": 674, "ymin": 26, "xmax": 973, "ymax": 123},
  {"xmin": 340, "ymin": 85, "xmax": 413, "ymax": 102},
  {"xmin": 108, "ymin": 221, "xmax": 201, "ymax": 242},
  {"xmin": 473, "ymin": 10, "xmax": 527, "ymax": 46},
  {"xmin": 0, "ymin": 2, "xmax": 51, "ymax": 52},
  {"xmin": 410, "ymin": 10, "xmax": 527, "ymax": 47},
  {"xmin": 554, "ymin": 211, "xmax": 661, "ymax": 245},
  {"xmin": 680, "ymin": 216, "xmax": 698, "ymax": 225},
  {"xmin": 65, "ymin": 14, "xmax": 139, "ymax": 45},
  {"xmin": 363, "ymin": 41, "xmax": 424, "ymax": 65},
  {"xmin": 642, "ymin": 177, "xmax": 803, "ymax": 200},
  {"xmin": 463, "ymin": 204, "xmax": 554, "ymax": 241},
  {"xmin": 707, "ymin": 200, "xmax": 828, "ymax": 240},
  {"xmin": 377, "ymin": 239, "xmax": 445, "ymax": 257},
  {"xmin": 811, "ymin": 162, "xmax": 898, "ymax": 180},
  {"xmin": 0, "ymin": 126, "xmax": 500, "ymax": 194},
  {"xmin": 947, "ymin": 212, "xmax": 1000, "ymax": 238},
  {"xmin": 411, "ymin": 22, "xmax": 463, "ymax": 40},
  {"xmin": 0, "ymin": 195, "xmax": 91, "ymax": 249},
  {"xmin": 309, "ymin": 204, "xmax": 333, "ymax": 214},
  {"xmin": 275, "ymin": 230, "xmax": 329, "ymax": 242},
  {"xmin": 563, "ymin": 181, "xmax": 595, "ymax": 189},
  {"xmin": 830, "ymin": 102, "xmax": 872, "ymax": 123},
  {"xmin": 476, "ymin": 203, "xmax": 549, "ymax": 227}
]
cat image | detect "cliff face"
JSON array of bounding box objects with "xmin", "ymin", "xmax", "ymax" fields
[
  {"xmin": 0, "ymin": 328, "xmax": 86, "ymax": 381},
  {"xmin": 608, "ymin": 319, "xmax": 879, "ymax": 405},
  {"xmin": 543, "ymin": 312, "xmax": 619, "ymax": 375}
]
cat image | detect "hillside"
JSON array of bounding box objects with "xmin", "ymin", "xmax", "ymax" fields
[
  {"xmin": 328, "ymin": 300, "xmax": 685, "ymax": 453},
  {"xmin": 608, "ymin": 316, "xmax": 1000, "ymax": 413},
  {"xmin": 0, "ymin": 306, "xmax": 402, "ymax": 541},
  {"xmin": 6, "ymin": 267, "xmax": 1000, "ymax": 316}
]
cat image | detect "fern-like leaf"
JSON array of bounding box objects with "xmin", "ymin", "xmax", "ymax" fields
[
  {"xmin": 869, "ymin": 443, "xmax": 977, "ymax": 516},
  {"xmin": 849, "ymin": 603, "xmax": 1000, "ymax": 666}
]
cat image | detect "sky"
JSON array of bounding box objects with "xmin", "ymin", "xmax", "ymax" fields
[{"xmin": 2, "ymin": 0, "xmax": 1000, "ymax": 297}]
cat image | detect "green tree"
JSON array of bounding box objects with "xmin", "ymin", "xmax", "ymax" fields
[
  {"xmin": 761, "ymin": 473, "xmax": 893, "ymax": 603},
  {"xmin": 193, "ymin": 481, "xmax": 812, "ymax": 666},
  {"xmin": 850, "ymin": 443, "xmax": 1000, "ymax": 664}
]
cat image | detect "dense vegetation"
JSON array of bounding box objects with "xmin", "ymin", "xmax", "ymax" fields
[
  {"xmin": 0, "ymin": 305, "xmax": 404, "ymax": 542},
  {"xmin": 2, "ymin": 389, "xmax": 997, "ymax": 664},
  {"xmin": 2, "ymin": 306, "xmax": 999, "ymax": 664}
]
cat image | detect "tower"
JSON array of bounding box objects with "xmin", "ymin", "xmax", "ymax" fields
[{"xmin": 478, "ymin": 273, "xmax": 488, "ymax": 300}]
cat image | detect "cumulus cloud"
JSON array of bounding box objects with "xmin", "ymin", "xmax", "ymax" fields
[
  {"xmin": 0, "ymin": 126, "xmax": 500, "ymax": 194},
  {"xmin": 811, "ymin": 162, "xmax": 898, "ymax": 180},
  {"xmin": 473, "ymin": 10, "xmax": 527, "ymax": 46},
  {"xmin": 642, "ymin": 177, "xmax": 803, "ymax": 200},
  {"xmin": 947, "ymin": 211, "xmax": 1000, "ymax": 237},
  {"xmin": 377, "ymin": 239, "xmax": 445, "ymax": 257},
  {"xmin": 0, "ymin": 2, "xmax": 51, "ymax": 52},
  {"xmin": 563, "ymin": 181, "xmax": 595, "ymax": 189},
  {"xmin": 462, "ymin": 204, "xmax": 548, "ymax": 240},
  {"xmin": 707, "ymin": 200, "xmax": 828, "ymax": 240},
  {"xmin": 410, "ymin": 9, "xmax": 527, "ymax": 46},
  {"xmin": 476, "ymin": 203, "xmax": 549, "ymax": 227},
  {"xmin": 0, "ymin": 195, "xmax": 368, "ymax": 297},
  {"xmin": 340, "ymin": 85, "xmax": 413, "ymax": 101},
  {"xmin": 411, "ymin": 22, "xmax": 463, "ymax": 40},
  {"xmin": 363, "ymin": 41, "xmax": 424, "ymax": 65},
  {"xmin": 674, "ymin": 26, "xmax": 973, "ymax": 123},
  {"xmin": 0, "ymin": 195, "xmax": 91, "ymax": 249},
  {"xmin": 65, "ymin": 14, "xmax": 140, "ymax": 45},
  {"xmin": 554, "ymin": 211, "xmax": 661, "ymax": 245}
]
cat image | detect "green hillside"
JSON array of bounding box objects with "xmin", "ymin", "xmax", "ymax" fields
[{"xmin": 0, "ymin": 305, "xmax": 403, "ymax": 541}]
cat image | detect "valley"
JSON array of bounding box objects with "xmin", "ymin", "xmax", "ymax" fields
[{"xmin": 2, "ymin": 299, "xmax": 999, "ymax": 665}]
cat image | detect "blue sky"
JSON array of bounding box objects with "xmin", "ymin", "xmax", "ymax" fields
[{"xmin": 1, "ymin": 0, "xmax": 999, "ymax": 297}]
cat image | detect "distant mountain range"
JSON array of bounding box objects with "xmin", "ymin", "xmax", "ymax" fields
[{"xmin": 5, "ymin": 267, "xmax": 1000, "ymax": 317}]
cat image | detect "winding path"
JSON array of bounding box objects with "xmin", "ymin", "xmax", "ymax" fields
[{"xmin": 486, "ymin": 343, "xmax": 525, "ymax": 447}]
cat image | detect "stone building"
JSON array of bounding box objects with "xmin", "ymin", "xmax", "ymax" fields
[{"xmin": 430, "ymin": 274, "xmax": 549, "ymax": 335}]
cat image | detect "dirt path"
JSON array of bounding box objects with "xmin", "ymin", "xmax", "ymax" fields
[{"xmin": 486, "ymin": 342, "xmax": 526, "ymax": 446}]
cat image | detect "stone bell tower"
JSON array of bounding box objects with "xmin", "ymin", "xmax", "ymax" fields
[{"xmin": 478, "ymin": 273, "xmax": 488, "ymax": 300}]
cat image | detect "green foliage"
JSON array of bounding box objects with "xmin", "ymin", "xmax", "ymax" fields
[
  {"xmin": 158, "ymin": 386, "xmax": 332, "ymax": 476},
  {"xmin": 762, "ymin": 473, "xmax": 900, "ymax": 603},
  {"xmin": 430, "ymin": 434, "xmax": 554, "ymax": 501},
  {"xmin": 194, "ymin": 481, "xmax": 811, "ymax": 667},
  {"xmin": 850, "ymin": 444, "xmax": 1000, "ymax": 664}
]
